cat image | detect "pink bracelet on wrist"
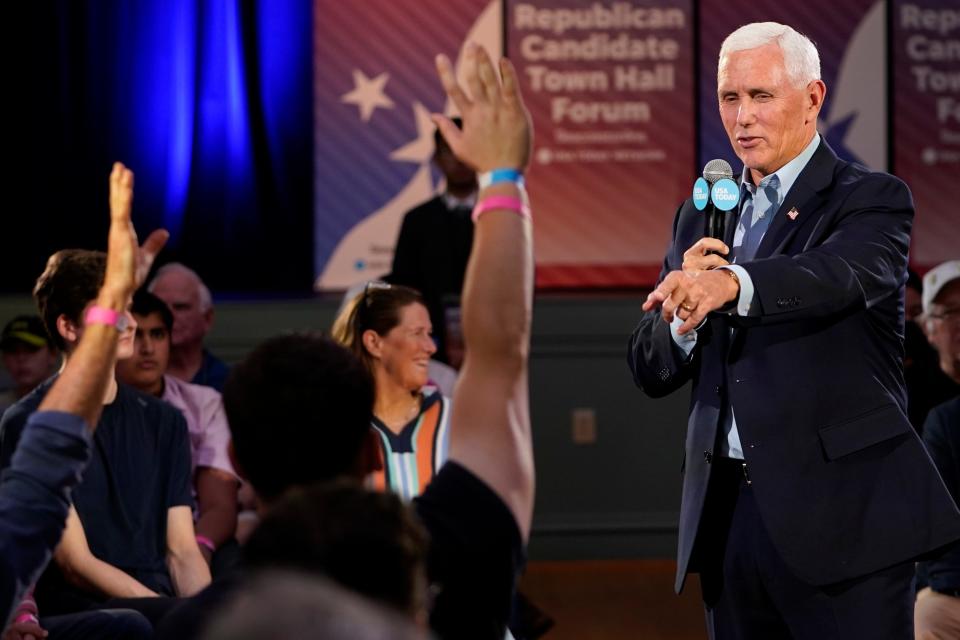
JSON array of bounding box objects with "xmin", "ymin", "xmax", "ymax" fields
[
  {"xmin": 196, "ymin": 534, "xmax": 216, "ymax": 553},
  {"xmin": 471, "ymin": 196, "xmax": 532, "ymax": 223}
]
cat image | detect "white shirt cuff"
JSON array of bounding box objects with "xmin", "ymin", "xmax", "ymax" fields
[
  {"xmin": 669, "ymin": 314, "xmax": 698, "ymax": 359},
  {"xmin": 721, "ymin": 265, "xmax": 754, "ymax": 316}
]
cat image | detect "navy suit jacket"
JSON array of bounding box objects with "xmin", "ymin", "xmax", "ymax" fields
[{"xmin": 628, "ymin": 141, "xmax": 960, "ymax": 592}]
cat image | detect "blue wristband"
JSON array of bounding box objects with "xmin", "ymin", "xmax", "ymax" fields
[{"xmin": 479, "ymin": 168, "xmax": 524, "ymax": 190}]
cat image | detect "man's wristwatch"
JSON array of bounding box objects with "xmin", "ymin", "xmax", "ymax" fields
[{"xmin": 85, "ymin": 306, "xmax": 130, "ymax": 332}]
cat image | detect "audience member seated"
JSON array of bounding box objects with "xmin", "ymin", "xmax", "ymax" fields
[
  {"xmin": 387, "ymin": 117, "xmax": 477, "ymax": 367},
  {"xmin": 242, "ymin": 482, "xmax": 429, "ymax": 622},
  {"xmin": 914, "ymin": 261, "xmax": 960, "ymax": 428},
  {"xmin": 148, "ymin": 263, "xmax": 229, "ymax": 391},
  {"xmin": 916, "ymin": 395, "xmax": 960, "ymax": 639},
  {"xmin": 0, "ymin": 247, "xmax": 210, "ymax": 626},
  {"xmin": 158, "ymin": 43, "xmax": 535, "ymax": 640},
  {"xmin": 332, "ymin": 283, "xmax": 450, "ymax": 499},
  {"xmin": 0, "ymin": 316, "xmax": 59, "ymax": 417},
  {"xmin": 116, "ymin": 290, "xmax": 240, "ymax": 576},
  {"xmin": 200, "ymin": 571, "xmax": 427, "ymax": 640},
  {"xmin": 1, "ymin": 162, "xmax": 166, "ymax": 638}
]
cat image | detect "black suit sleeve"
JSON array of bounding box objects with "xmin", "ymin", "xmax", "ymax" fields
[
  {"xmin": 738, "ymin": 174, "xmax": 912, "ymax": 326},
  {"xmin": 627, "ymin": 203, "xmax": 700, "ymax": 398}
]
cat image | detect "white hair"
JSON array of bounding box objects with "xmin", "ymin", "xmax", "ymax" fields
[
  {"xmin": 148, "ymin": 262, "xmax": 213, "ymax": 311},
  {"xmin": 719, "ymin": 22, "xmax": 821, "ymax": 87}
]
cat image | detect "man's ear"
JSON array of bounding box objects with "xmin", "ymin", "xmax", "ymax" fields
[
  {"xmin": 806, "ymin": 79, "xmax": 826, "ymax": 122},
  {"xmin": 922, "ymin": 315, "xmax": 936, "ymax": 343},
  {"xmin": 56, "ymin": 314, "xmax": 81, "ymax": 348}
]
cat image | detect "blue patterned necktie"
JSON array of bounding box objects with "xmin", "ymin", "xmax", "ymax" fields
[{"xmin": 737, "ymin": 174, "xmax": 780, "ymax": 263}]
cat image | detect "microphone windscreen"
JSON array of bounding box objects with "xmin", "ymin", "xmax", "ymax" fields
[{"xmin": 703, "ymin": 159, "xmax": 734, "ymax": 183}]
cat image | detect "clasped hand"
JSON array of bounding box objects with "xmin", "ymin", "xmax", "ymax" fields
[{"xmin": 642, "ymin": 238, "xmax": 739, "ymax": 334}]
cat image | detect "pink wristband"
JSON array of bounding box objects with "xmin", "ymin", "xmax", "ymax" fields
[
  {"xmin": 196, "ymin": 534, "xmax": 216, "ymax": 553},
  {"xmin": 471, "ymin": 196, "xmax": 531, "ymax": 223},
  {"xmin": 84, "ymin": 305, "xmax": 128, "ymax": 331}
]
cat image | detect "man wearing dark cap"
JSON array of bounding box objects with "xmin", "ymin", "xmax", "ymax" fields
[{"xmin": 0, "ymin": 316, "xmax": 59, "ymax": 416}]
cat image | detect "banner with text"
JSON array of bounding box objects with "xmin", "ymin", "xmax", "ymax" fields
[
  {"xmin": 313, "ymin": 0, "xmax": 500, "ymax": 290},
  {"xmin": 507, "ymin": 0, "xmax": 695, "ymax": 287},
  {"xmin": 893, "ymin": 0, "xmax": 960, "ymax": 267}
]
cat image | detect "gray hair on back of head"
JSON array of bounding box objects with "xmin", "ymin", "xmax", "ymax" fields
[{"xmin": 719, "ymin": 22, "xmax": 821, "ymax": 88}]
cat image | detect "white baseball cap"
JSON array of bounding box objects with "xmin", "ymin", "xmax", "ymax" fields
[{"xmin": 922, "ymin": 260, "xmax": 960, "ymax": 315}]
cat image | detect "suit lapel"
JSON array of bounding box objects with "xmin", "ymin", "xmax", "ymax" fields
[{"xmin": 753, "ymin": 140, "xmax": 839, "ymax": 259}]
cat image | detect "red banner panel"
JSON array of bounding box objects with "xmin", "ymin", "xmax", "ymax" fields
[
  {"xmin": 892, "ymin": 0, "xmax": 960, "ymax": 268},
  {"xmin": 507, "ymin": 1, "xmax": 695, "ymax": 288}
]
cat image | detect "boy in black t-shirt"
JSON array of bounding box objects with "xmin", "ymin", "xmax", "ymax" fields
[{"xmin": 0, "ymin": 247, "xmax": 210, "ymax": 623}]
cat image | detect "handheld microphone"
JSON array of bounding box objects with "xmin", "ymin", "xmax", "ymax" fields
[{"xmin": 691, "ymin": 160, "xmax": 740, "ymax": 252}]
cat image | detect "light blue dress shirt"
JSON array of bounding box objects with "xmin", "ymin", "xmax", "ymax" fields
[{"xmin": 670, "ymin": 134, "xmax": 821, "ymax": 458}]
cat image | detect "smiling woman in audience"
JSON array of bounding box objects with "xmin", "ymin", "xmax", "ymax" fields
[{"xmin": 332, "ymin": 283, "xmax": 451, "ymax": 500}]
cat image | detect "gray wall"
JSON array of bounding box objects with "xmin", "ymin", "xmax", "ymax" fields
[{"xmin": 0, "ymin": 294, "xmax": 690, "ymax": 561}]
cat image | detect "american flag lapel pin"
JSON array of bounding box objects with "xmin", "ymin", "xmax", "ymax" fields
[{"xmin": 787, "ymin": 207, "xmax": 799, "ymax": 221}]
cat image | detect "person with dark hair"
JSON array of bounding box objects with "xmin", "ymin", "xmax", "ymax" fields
[
  {"xmin": 242, "ymin": 482, "xmax": 429, "ymax": 621},
  {"xmin": 1, "ymin": 162, "xmax": 167, "ymax": 638},
  {"xmin": 116, "ymin": 290, "xmax": 239, "ymax": 575},
  {"xmin": 222, "ymin": 334, "xmax": 376, "ymax": 503},
  {"xmin": 159, "ymin": 43, "xmax": 534, "ymax": 640},
  {"xmin": 388, "ymin": 117, "xmax": 477, "ymax": 367},
  {"xmin": 331, "ymin": 283, "xmax": 450, "ymax": 499},
  {"xmin": 0, "ymin": 203, "xmax": 210, "ymax": 626},
  {"xmin": 0, "ymin": 316, "xmax": 59, "ymax": 416}
]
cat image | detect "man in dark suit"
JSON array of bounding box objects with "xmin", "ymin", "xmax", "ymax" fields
[{"xmin": 627, "ymin": 21, "xmax": 960, "ymax": 639}]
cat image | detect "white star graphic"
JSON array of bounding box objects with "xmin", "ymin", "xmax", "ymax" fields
[
  {"xmin": 390, "ymin": 102, "xmax": 437, "ymax": 165},
  {"xmin": 341, "ymin": 69, "xmax": 394, "ymax": 122}
]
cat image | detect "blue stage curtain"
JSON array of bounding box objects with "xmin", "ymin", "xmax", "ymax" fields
[{"xmin": 2, "ymin": 0, "xmax": 313, "ymax": 293}]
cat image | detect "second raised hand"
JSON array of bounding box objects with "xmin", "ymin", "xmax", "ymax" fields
[
  {"xmin": 432, "ymin": 44, "xmax": 532, "ymax": 174},
  {"xmin": 102, "ymin": 162, "xmax": 169, "ymax": 304}
]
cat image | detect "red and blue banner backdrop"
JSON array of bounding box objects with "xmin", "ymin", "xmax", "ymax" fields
[
  {"xmin": 507, "ymin": 0, "xmax": 695, "ymax": 288},
  {"xmin": 892, "ymin": 0, "xmax": 960, "ymax": 267},
  {"xmin": 313, "ymin": 0, "xmax": 956, "ymax": 291},
  {"xmin": 313, "ymin": 0, "xmax": 501, "ymax": 290}
]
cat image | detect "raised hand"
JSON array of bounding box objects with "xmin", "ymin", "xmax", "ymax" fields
[
  {"xmin": 100, "ymin": 162, "xmax": 169, "ymax": 304},
  {"xmin": 433, "ymin": 44, "xmax": 532, "ymax": 173}
]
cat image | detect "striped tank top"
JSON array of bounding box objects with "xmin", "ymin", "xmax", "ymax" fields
[{"xmin": 369, "ymin": 389, "xmax": 451, "ymax": 501}]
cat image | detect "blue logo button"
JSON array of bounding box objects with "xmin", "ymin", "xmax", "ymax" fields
[
  {"xmin": 692, "ymin": 177, "xmax": 709, "ymax": 211},
  {"xmin": 710, "ymin": 178, "xmax": 740, "ymax": 211}
]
